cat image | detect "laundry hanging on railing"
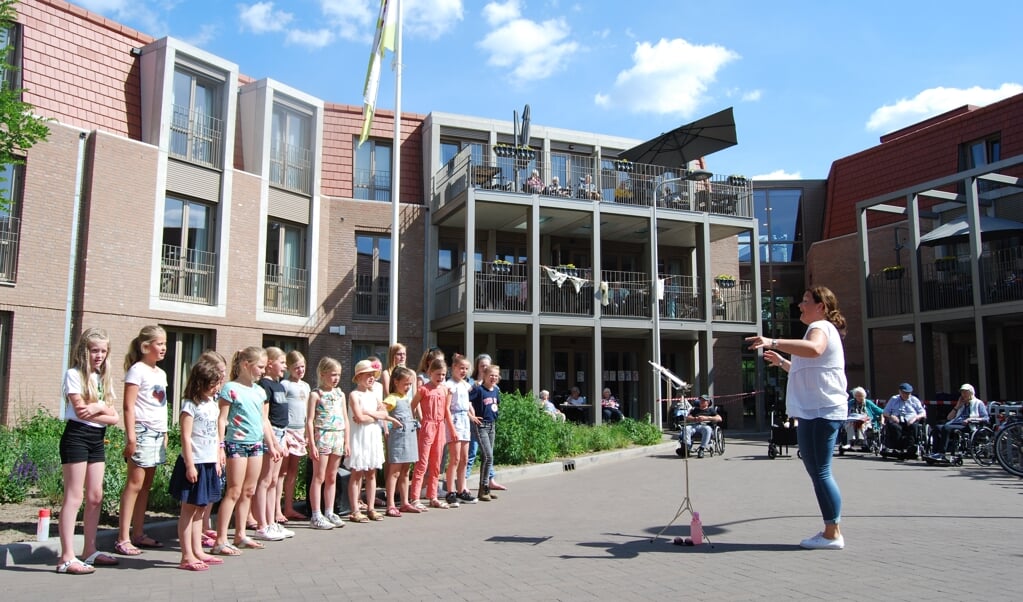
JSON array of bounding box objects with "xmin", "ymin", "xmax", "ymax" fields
[
  {"xmin": 542, "ymin": 266, "xmax": 588, "ymax": 293},
  {"xmin": 599, "ymin": 281, "xmax": 610, "ymax": 306}
]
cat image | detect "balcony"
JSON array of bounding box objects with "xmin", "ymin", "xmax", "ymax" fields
[
  {"xmin": 354, "ymin": 168, "xmax": 391, "ymax": 202},
  {"xmin": 264, "ymin": 263, "xmax": 308, "ymax": 316},
  {"xmin": 600, "ymin": 270, "xmax": 651, "ymax": 318},
  {"xmin": 981, "ymin": 247, "xmax": 1023, "ymax": 304},
  {"xmin": 270, "ymin": 142, "xmax": 312, "ymax": 195},
  {"xmin": 476, "ymin": 261, "xmax": 529, "ymax": 312},
  {"xmin": 540, "ymin": 265, "xmax": 593, "ymax": 315},
  {"xmin": 431, "ymin": 144, "xmax": 753, "ymax": 218},
  {"xmin": 659, "ymin": 275, "xmax": 702, "ymax": 320},
  {"xmin": 712, "ymin": 279, "xmax": 757, "ymax": 322},
  {"xmin": 170, "ymin": 105, "xmax": 223, "ymax": 169},
  {"xmin": 160, "ymin": 244, "xmax": 216, "ymax": 304},
  {"xmin": 0, "ymin": 216, "xmax": 19, "ymax": 283}
]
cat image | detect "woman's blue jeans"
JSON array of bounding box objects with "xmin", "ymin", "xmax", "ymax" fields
[{"xmin": 797, "ymin": 418, "xmax": 843, "ymax": 524}]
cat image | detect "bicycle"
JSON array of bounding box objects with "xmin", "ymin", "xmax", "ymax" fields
[{"xmin": 994, "ymin": 416, "xmax": 1023, "ymax": 477}]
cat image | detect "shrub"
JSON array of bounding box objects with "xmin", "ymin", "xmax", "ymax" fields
[{"xmin": 494, "ymin": 391, "xmax": 560, "ymax": 465}]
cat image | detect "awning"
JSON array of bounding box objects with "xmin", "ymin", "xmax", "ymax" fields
[{"xmin": 919, "ymin": 215, "xmax": 1023, "ymax": 246}]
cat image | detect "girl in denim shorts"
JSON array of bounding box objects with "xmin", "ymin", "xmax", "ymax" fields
[
  {"xmin": 115, "ymin": 325, "xmax": 169, "ymax": 557},
  {"xmin": 305, "ymin": 357, "xmax": 349, "ymax": 530},
  {"xmin": 212, "ymin": 346, "xmax": 280, "ymax": 555}
]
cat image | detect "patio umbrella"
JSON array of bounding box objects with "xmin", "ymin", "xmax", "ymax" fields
[
  {"xmin": 919, "ymin": 215, "xmax": 1023, "ymax": 246},
  {"xmin": 619, "ymin": 107, "xmax": 738, "ymax": 168}
]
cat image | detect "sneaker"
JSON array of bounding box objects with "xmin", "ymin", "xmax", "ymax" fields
[
  {"xmin": 799, "ymin": 532, "xmax": 844, "ymax": 550},
  {"xmin": 327, "ymin": 513, "xmax": 346, "ymax": 527},
  {"xmin": 457, "ymin": 490, "xmax": 477, "ymax": 504},
  {"xmin": 697, "ymin": 448, "xmax": 705, "ymax": 458},
  {"xmin": 445, "ymin": 491, "xmax": 460, "ymax": 508},
  {"xmin": 309, "ymin": 514, "xmax": 334, "ymax": 530},
  {"xmin": 272, "ymin": 522, "xmax": 295, "ymax": 538},
  {"xmin": 253, "ymin": 526, "xmax": 285, "ymax": 541}
]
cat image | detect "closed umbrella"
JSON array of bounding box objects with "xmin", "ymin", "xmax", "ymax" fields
[{"xmin": 620, "ymin": 107, "xmax": 738, "ymax": 168}]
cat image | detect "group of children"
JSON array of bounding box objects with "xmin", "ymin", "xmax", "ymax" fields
[{"xmin": 55, "ymin": 329, "xmax": 505, "ymax": 575}]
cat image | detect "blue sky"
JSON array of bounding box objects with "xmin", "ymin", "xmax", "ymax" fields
[{"xmin": 74, "ymin": 0, "xmax": 1023, "ymax": 179}]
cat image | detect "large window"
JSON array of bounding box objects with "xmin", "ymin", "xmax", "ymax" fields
[
  {"xmin": 0, "ymin": 22, "xmax": 21, "ymax": 92},
  {"xmin": 960, "ymin": 135, "xmax": 1002, "ymax": 194},
  {"xmin": 354, "ymin": 140, "xmax": 392, "ymax": 201},
  {"xmin": 739, "ymin": 189, "xmax": 804, "ymax": 263},
  {"xmin": 159, "ymin": 328, "xmax": 211, "ymax": 424},
  {"xmin": 0, "ymin": 163, "xmax": 23, "ymax": 283},
  {"xmin": 355, "ymin": 234, "xmax": 390, "ymax": 319},
  {"xmin": 171, "ymin": 67, "xmax": 223, "ymax": 168},
  {"xmin": 161, "ymin": 195, "xmax": 217, "ymax": 304},
  {"xmin": 265, "ymin": 219, "xmax": 308, "ymax": 315},
  {"xmin": 270, "ymin": 104, "xmax": 312, "ymax": 194}
]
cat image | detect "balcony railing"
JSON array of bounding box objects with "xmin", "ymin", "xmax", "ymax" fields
[
  {"xmin": 981, "ymin": 247, "xmax": 1023, "ymax": 304},
  {"xmin": 431, "ymin": 143, "xmax": 754, "ymax": 218},
  {"xmin": 712, "ymin": 279, "xmax": 757, "ymax": 323},
  {"xmin": 354, "ymin": 168, "xmax": 392, "ymax": 202},
  {"xmin": 264, "ymin": 263, "xmax": 308, "ymax": 316},
  {"xmin": 540, "ymin": 265, "xmax": 593, "ymax": 315},
  {"xmin": 170, "ymin": 105, "xmax": 223, "ymax": 169},
  {"xmin": 659, "ymin": 275, "xmax": 702, "ymax": 320},
  {"xmin": 270, "ymin": 142, "xmax": 312, "ymax": 195},
  {"xmin": 866, "ymin": 271, "xmax": 912, "ymax": 317},
  {"xmin": 160, "ymin": 244, "xmax": 216, "ymax": 304},
  {"xmin": 600, "ymin": 270, "xmax": 651, "ymax": 318},
  {"xmin": 0, "ymin": 216, "xmax": 20, "ymax": 283},
  {"xmin": 355, "ymin": 273, "xmax": 389, "ymax": 319},
  {"xmin": 475, "ymin": 261, "xmax": 529, "ymax": 312}
]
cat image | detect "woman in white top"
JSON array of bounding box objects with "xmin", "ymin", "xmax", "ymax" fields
[{"xmin": 748, "ymin": 286, "xmax": 848, "ymax": 550}]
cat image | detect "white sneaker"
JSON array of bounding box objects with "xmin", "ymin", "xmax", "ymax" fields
[
  {"xmin": 272, "ymin": 522, "xmax": 295, "ymax": 538},
  {"xmin": 327, "ymin": 512, "xmax": 346, "ymax": 527},
  {"xmin": 309, "ymin": 514, "xmax": 334, "ymax": 530},
  {"xmin": 799, "ymin": 532, "xmax": 844, "ymax": 550},
  {"xmin": 253, "ymin": 526, "xmax": 285, "ymax": 541}
]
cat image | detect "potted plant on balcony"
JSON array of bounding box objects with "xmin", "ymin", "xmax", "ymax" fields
[
  {"xmin": 714, "ymin": 274, "xmax": 737, "ymax": 288},
  {"xmin": 935, "ymin": 256, "xmax": 957, "ymax": 272},
  {"xmin": 882, "ymin": 265, "xmax": 905, "ymax": 280}
]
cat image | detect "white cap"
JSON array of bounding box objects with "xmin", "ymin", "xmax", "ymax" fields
[{"xmin": 960, "ymin": 383, "xmax": 975, "ymax": 394}]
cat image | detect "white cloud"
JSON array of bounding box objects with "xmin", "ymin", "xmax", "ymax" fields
[
  {"xmin": 238, "ymin": 2, "xmax": 293, "ymax": 34},
  {"xmin": 286, "ymin": 28, "xmax": 335, "ymax": 49},
  {"xmin": 866, "ymin": 83, "xmax": 1023, "ymax": 132},
  {"xmin": 751, "ymin": 170, "xmax": 802, "ymax": 180},
  {"xmin": 76, "ymin": 0, "xmax": 167, "ymax": 35},
  {"xmin": 595, "ymin": 38, "xmax": 739, "ymax": 117},
  {"xmin": 741, "ymin": 89, "xmax": 762, "ymax": 102},
  {"xmin": 319, "ymin": 0, "xmax": 376, "ymax": 42},
  {"xmin": 404, "ymin": 0, "xmax": 464, "ymax": 39},
  {"xmin": 477, "ymin": 3, "xmax": 579, "ymax": 83},
  {"xmin": 182, "ymin": 23, "xmax": 218, "ymax": 47}
]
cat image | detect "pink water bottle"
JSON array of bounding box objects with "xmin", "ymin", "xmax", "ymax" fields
[
  {"xmin": 36, "ymin": 508, "xmax": 51, "ymax": 542},
  {"xmin": 690, "ymin": 511, "xmax": 704, "ymax": 545}
]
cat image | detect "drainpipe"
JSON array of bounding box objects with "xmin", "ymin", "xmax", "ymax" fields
[{"xmin": 59, "ymin": 131, "xmax": 89, "ymax": 419}]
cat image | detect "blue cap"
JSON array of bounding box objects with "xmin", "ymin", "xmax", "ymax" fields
[{"xmin": 898, "ymin": 383, "xmax": 913, "ymax": 393}]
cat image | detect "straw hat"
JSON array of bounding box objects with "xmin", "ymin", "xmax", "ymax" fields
[{"xmin": 352, "ymin": 359, "xmax": 382, "ymax": 382}]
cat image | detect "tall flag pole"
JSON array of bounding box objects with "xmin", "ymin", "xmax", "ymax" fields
[{"xmin": 388, "ymin": 0, "xmax": 403, "ymax": 345}]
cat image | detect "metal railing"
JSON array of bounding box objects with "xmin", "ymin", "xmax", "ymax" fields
[
  {"xmin": 712, "ymin": 279, "xmax": 756, "ymax": 322},
  {"xmin": 160, "ymin": 244, "xmax": 216, "ymax": 304},
  {"xmin": 659, "ymin": 275, "xmax": 702, "ymax": 320},
  {"xmin": 431, "ymin": 144, "xmax": 754, "ymax": 218},
  {"xmin": 866, "ymin": 271, "xmax": 912, "ymax": 317},
  {"xmin": 354, "ymin": 168, "xmax": 392, "ymax": 201},
  {"xmin": 475, "ymin": 261, "xmax": 529, "ymax": 312},
  {"xmin": 599, "ymin": 270, "xmax": 651, "ymax": 318},
  {"xmin": 919, "ymin": 260, "xmax": 973, "ymax": 311},
  {"xmin": 981, "ymin": 247, "xmax": 1023, "ymax": 304},
  {"xmin": 0, "ymin": 216, "xmax": 20, "ymax": 283},
  {"xmin": 264, "ymin": 263, "xmax": 308, "ymax": 316},
  {"xmin": 169, "ymin": 105, "xmax": 223, "ymax": 169},
  {"xmin": 355, "ymin": 273, "xmax": 389, "ymax": 319},
  {"xmin": 270, "ymin": 142, "xmax": 312, "ymax": 194},
  {"xmin": 540, "ymin": 266, "xmax": 593, "ymax": 315}
]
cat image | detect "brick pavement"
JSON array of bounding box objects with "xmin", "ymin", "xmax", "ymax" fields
[{"xmin": 3, "ymin": 436, "xmax": 1021, "ymax": 600}]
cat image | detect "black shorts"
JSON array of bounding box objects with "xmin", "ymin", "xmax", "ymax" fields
[{"xmin": 59, "ymin": 420, "xmax": 107, "ymax": 464}]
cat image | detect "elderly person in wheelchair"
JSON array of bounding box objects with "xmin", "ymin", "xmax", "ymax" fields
[
  {"xmin": 928, "ymin": 383, "xmax": 989, "ymax": 463},
  {"xmin": 881, "ymin": 382, "xmax": 928, "ymax": 459},
  {"xmin": 677, "ymin": 395, "xmax": 723, "ymax": 458},
  {"xmin": 840, "ymin": 387, "xmax": 883, "ymax": 451}
]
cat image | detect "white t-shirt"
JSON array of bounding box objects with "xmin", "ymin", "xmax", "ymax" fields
[
  {"xmin": 125, "ymin": 361, "xmax": 169, "ymax": 432},
  {"xmin": 786, "ymin": 320, "xmax": 848, "ymax": 421},
  {"xmin": 62, "ymin": 369, "xmax": 107, "ymax": 428},
  {"xmin": 181, "ymin": 398, "xmax": 219, "ymax": 464},
  {"xmin": 446, "ymin": 378, "xmax": 473, "ymax": 413},
  {"xmin": 282, "ymin": 379, "xmax": 311, "ymax": 430}
]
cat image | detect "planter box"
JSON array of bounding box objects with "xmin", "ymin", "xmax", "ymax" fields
[
  {"xmin": 715, "ymin": 279, "xmax": 736, "ymax": 289},
  {"xmin": 884, "ymin": 269, "xmax": 905, "ymax": 280}
]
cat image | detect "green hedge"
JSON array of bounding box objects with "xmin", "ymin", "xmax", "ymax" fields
[{"xmin": 1, "ymin": 395, "xmax": 660, "ymax": 508}]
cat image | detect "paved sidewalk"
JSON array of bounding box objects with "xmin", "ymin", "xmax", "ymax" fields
[{"xmin": 3, "ymin": 436, "xmax": 1021, "ymax": 600}]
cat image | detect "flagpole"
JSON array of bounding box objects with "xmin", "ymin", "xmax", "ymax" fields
[{"xmin": 388, "ymin": 0, "xmax": 403, "ymax": 345}]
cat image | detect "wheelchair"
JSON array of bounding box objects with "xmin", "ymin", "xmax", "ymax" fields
[
  {"xmin": 878, "ymin": 420, "xmax": 930, "ymax": 460},
  {"xmin": 675, "ymin": 422, "xmax": 725, "ymax": 458},
  {"xmin": 924, "ymin": 420, "xmax": 996, "ymax": 467},
  {"xmin": 836, "ymin": 417, "xmax": 881, "ymax": 455}
]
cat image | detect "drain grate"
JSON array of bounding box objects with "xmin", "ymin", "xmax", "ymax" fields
[{"xmin": 563, "ymin": 460, "xmax": 576, "ymax": 471}]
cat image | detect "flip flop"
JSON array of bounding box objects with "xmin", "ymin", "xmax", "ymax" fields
[
  {"xmin": 202, "ymin": 529, "xmax": 218, "ymax": 540},
  {"xmin": 178, "ymin": 560, "xmax": 210, "ymax": 572},
  {"xmin": 56, "ymin": 559, "xmax": 95, "ymax": 575},
  {"xmin": 113, "ymin": 540, "xmax": 143, "ymax": 556},
  {"xmin": 201, "ymin": 534, "xmax": 216, "ymax": 548},
  {"xmin": 234, "ymin": 537, "xmax": 264, "ymax": 549},
  {"xmin": 386, "ymin": 506, "xmax": 402, "ymax": 518},
  {"xmin": 275, "ymin": 516, "xmax": 289, "ymax": 524},
  {"xmin": 83, "ymin": 551, "xmax": 119, "ymax": 566},
  {"xmin": 197, "ymin": 555, "xmax": 224, "ymax": 565},
  {"xmin": 131, "ymin": 534, "xmax": 164, "ymax": 549},
  {"xmin": 398, "ymin": 503, "xmax": 421, "ymax": 514},
  {"xmin": 428, "ymin": 499, "xmax": 450, "ymax": 509},
  {"xmin": 211, "ymin": 543, "xmax": 242, "ymax": 556}
]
